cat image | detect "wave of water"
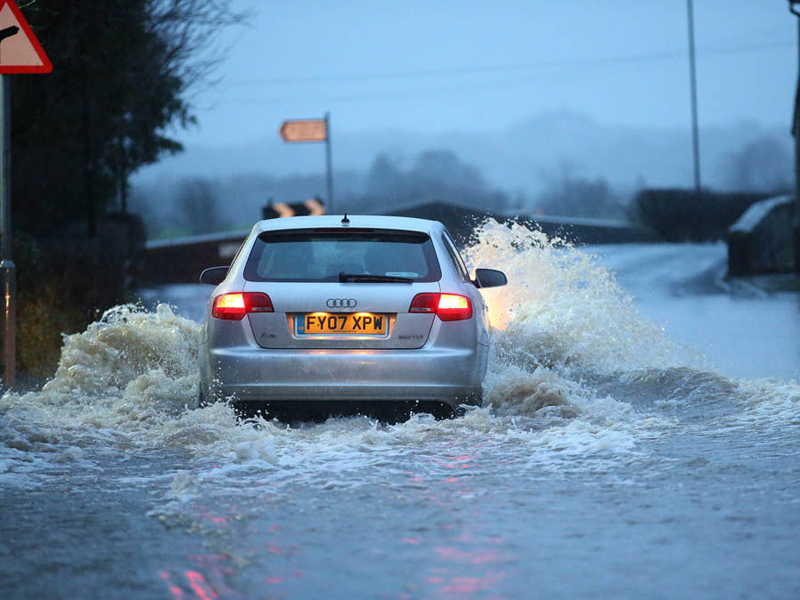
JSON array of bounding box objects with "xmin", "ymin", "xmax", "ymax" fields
[{"xmin": 1, "ymin": 220, "xmax": 798, "ymax": 495}]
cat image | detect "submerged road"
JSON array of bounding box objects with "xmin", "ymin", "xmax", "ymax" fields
[{"xmin": 2, "ymin": 234, "xmax": 799, "ymax": 600}]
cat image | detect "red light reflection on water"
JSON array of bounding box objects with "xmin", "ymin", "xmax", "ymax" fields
[
  {"xmin": 442, "ymin": 572, "xmax": 506, "ymax": 595},
  {"xmin": 159, "ymin": 554, "xmax": 238, "ymax": 600},
  {"xmin": 417, "ymin": 454, "xmax": 478, "ymax": 486},
  {"xmin": 198, "ymin": 511, "xmax": 230, "ymax": 525},
  {"xmin": 423, "ymin": 518, "xmax": 512, "ymax": 600},
  {"xmin": 186, "ymin": 571, "xmax": 219, "ymax": 600},
  {"xmin": 160, "ymin": 572, "xmax": 185, "ymax": 600},
  {"xmin": 435, "ymin": 547, "xmax": 502, "ymax": 565},
  {"xmin": 401, "ymin": 453, "xmax": 511, "ymax": 598},
  {"xmin": 424, "ymin": 568, "xmax": 508, "ymax": 599}
]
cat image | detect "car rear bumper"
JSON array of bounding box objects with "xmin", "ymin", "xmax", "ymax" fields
[{"xmin": 203, "ymin": 344, "xmax": 487, "ymax": 409}]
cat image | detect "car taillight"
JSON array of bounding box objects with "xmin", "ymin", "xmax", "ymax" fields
[
  {"xmin": 437, "ymin": 293, "xmax": 473, "ymax": 321},
  {"xmin": 212, "ymin": 292, "xmax": 273, "ymax": 320},
  {"xmin": 409, "ymin": 293, "xmax": 473, "ymax": 321}
]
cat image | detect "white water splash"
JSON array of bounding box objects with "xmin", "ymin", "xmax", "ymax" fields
[
  {"xmin": 1, "ymin": 220, "xmax": 797, "ymax": 495},
  {"xmin": 465, "ymin": 219, "xmax": 686, "ymax": 376}
]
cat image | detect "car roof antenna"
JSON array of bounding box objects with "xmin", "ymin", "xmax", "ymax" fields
[{"xmin": 341, "ymin": 213, "xmax": 350, "ymax": 225}]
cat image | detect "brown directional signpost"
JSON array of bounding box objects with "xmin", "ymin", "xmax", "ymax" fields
[
  {"xmin": 279, "ymin": 113, "xmax": 334, "ymax": 212},
  {"xmin": 0, "ymin": 0, "xmax": 52, "ymax": 388}
]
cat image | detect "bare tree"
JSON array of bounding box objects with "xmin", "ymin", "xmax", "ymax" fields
[
  {"xmin": 109, "ymin": 1, "xmax": 249, "ymax": 218},
  {"xmin": 536, "ymin": 163, "xmax": 626, "ymax": 220},
  {"xmin": 722, "ymin": 137, "xmax": 792, "ymax": 193},
  {"xmin": 146, "ymin": 0, "xmax": 250, "ymax": 97},
  {"xmin": 175, "ymin": 178, "xmax": 225, "ymax": 234}
]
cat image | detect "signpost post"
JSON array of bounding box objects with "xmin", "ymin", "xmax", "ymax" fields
[
  {"xmin": 324, "ymin": 112, "xmax": 333, "ymax": 214},
  {"xmin": 0, "ymin": 0, "xmax": 52, "ymax": 388},
  {"xmin": 279, "ymin": 113, "xmax": 334, "ymax": 212}
]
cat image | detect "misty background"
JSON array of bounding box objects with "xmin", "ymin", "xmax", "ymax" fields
[{"xmin": 130, "ymin": 1, "xmax": 796, "ymax": 238}]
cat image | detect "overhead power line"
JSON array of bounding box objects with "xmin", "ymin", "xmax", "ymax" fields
[
  {"xmin": 207, "ymin": 39, "xmax": 792, "ymax": 107},
  {"xmin": 226, "ymin": 40, "xmax": 792, "ymax": 88}
]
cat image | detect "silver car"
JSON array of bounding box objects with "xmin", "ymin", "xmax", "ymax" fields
[{"xmin": 198, "ymin": 215, "xmax": 507, "ymax": 420}]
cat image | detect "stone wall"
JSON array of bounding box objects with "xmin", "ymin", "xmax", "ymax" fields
[{"xmin": 727, "ymin": 196, "xmax": 796, "ymax": 276}]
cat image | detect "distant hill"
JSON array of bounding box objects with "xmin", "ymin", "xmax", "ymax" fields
[{"xmin": 133, "ymin": 109, "xmax": 792, "ymax": 197}]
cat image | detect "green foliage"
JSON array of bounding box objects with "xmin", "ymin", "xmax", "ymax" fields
[
  {"xmin": 12, "ymin": 232, "xmax": 85, "ymax": 378},
  {"xmin": 12, "ymin": 217, "xmax": 145, "ymax": 376},
  {"xmin": 11, "ymin": 1, "xmax": 190, "ymax": 235},
  {"xmin": 17, "ymin": 288, "xmax": 85, "ymax": 379},
  {"xmin": 11, "ymin": 0, "xmax": 245, "ymax": 236},
  {"xmin": 2, "ymin": 1, "xmax": 243, "ymax": 376}
]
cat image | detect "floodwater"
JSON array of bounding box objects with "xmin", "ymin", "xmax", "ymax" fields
[{"xmin": 1, "ymin": 221, "xmax": 798, "ymax": 600}]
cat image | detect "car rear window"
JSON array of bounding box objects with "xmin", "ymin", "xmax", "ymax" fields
[{"xmin": 243, "ymin": 228, "xmax": 442, "ymax": 282}]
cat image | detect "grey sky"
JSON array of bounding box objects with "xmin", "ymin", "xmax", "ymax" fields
[{"xmin": 178, "ymin": 1, "xmax": 796, "ymax": 147}]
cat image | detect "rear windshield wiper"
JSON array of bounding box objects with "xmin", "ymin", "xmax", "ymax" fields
[{"xmin": 339, "ymin": 272, "xmax": 413, "ymax": 283}]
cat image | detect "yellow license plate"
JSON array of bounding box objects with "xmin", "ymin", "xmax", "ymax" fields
[{"xmin": 297, "ymin": 313, "xmax": 387, "ymax": 335}]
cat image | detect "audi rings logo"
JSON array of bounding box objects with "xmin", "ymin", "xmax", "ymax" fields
[{"xmin": 326, "ymin": 298, "xmax": 357, "ymax": 309}]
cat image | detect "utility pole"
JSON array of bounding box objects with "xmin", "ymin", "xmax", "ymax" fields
[
  {"xmin": 790, "ymin": 1, "xmax": 800, "ymax": 272},
  {"xmin": 0, "ymin": 0, "xmax": 53, "ymax": 388},
  {"xmin": 687, "ymin": 0, "xmax": 702, "ymax": 192},
  {"xmin": 0, "ymin": 75, "xmax": 14, "ymax": 388}
]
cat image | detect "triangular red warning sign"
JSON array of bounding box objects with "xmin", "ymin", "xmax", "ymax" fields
[{"xmin": 0, "ymin": 0, "xmax": 51, "ymax": 74}]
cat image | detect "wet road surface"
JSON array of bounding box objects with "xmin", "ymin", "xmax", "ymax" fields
[{"xmin": 2, "ymin": 224, "xmax": 799, "ymax": 599}]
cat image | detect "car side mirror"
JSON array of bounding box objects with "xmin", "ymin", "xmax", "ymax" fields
[
  {"xmin": 199, "ymin": 266, "xmax": 229, "ymax": 285},
  {"xmin": 474, "ymin": 268, "xmax": 507, "ymax": 289}
]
